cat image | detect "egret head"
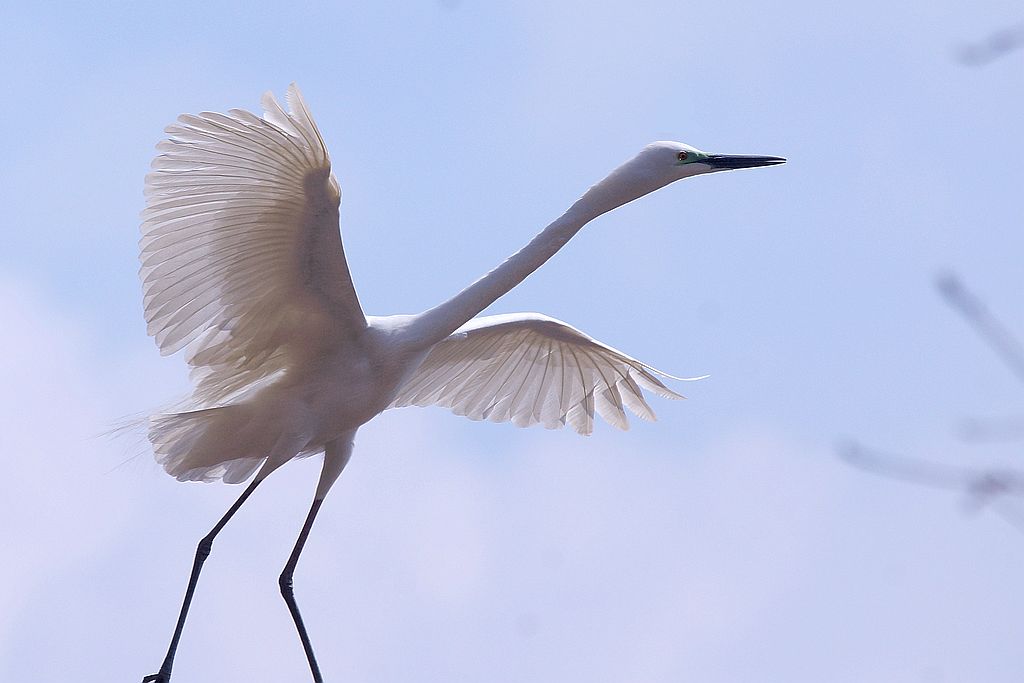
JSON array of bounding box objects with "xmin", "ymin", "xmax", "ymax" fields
[
  {"xmin": 576, "ymin": 141, "xmax": 784, "ymax": 218},
  {"xmin": 639, "ymin": 140, "xmax": 786, "ymax": 182}
]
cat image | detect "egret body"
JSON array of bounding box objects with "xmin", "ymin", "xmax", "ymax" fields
[{"xmin": 139, "ymin": 84, "xmax": 784, "ymax": 682}]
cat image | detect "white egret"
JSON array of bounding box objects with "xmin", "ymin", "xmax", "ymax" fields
[{"xmin": 139, "ymin": 84, "xmax": 784, "ymax": 683}]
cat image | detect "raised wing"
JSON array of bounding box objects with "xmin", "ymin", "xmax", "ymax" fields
[
  {"xmin": 391, "ymin": 313, "xmax": 688, "ymax": 434},
  {"xmin": 141, "ymin": 84, "xmax": 366, "ymax": 406}
]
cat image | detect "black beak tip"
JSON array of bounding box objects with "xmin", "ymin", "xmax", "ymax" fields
[{"xmin": 706, "ymin": 154, "xmax": 786, "ymax": 170}]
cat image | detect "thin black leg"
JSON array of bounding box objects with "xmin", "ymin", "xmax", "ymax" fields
[
  {"xmin": 142, "ymin": 477, "xmax": 263, "ymax": 683},
  {"xmin": 279, "ymin": 497, "xmax": 326, "ymax": 683}
]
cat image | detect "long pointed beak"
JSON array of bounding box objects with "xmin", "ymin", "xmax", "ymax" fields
[{"xmin": 704, "ymin": 154, "xmax": 786, "ymax": 171}]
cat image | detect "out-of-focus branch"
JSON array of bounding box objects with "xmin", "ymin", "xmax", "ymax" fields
[
  {"xmin": 838, "ymin": 439, "xmax": 979, "ymax": 490},
  {"xmin": 958, "ymin": 415, "xmax": 1024, "ymax": 443},
  {"xmin": 935, "ymin": 271, "xmax": 1024, "ymax": 385},
  {"xmin": 838, "ymin": 440, "xmax": 1024, "ymax": 533},
  {"xmin": 840, "ymin": 272, "xmax": 1024, "ymax": 533},
  {"xmin": 956, "ymin": 22, "xmax": 1024, "ymax": 66},
  {"xmin": 992, "ymin": 500, "xmax": 1024, "ymax": 535}
]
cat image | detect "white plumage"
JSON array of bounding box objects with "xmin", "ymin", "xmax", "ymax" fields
[
  {"xmin": 391, "ymin": 313, "xmax": 684, "ymax": 433},
  {"xmin": 138, "ymin": 85, "xmax": 703, "ymax": 485},
  {"xmin": 137, "ymin": 84, "xmax": 783, "ymax": 683},
  {"xmin": 142, "ymin": 88, "xmax": 364, "ymax": 408}
]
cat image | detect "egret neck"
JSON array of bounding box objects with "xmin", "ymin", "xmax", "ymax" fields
[{"xmin": 407, "ymin": 150, "xmax": 684, "ymax": 349}]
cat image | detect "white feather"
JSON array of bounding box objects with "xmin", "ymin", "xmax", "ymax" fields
[
  {"xmin": 141, "ymin": 83, "xmax": 366, "ymax": 410},
  {"xmin": 390, "ymin": 313, "xmax": 685, "ymax": 435}
]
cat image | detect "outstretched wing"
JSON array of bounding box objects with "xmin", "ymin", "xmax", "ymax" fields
[
  {"xmin": 390, "ymin": 313, "xmax": 688, "ymax": 434},
  {"xmin": 141, "ymin": 84, "xmax": 366, "ymax": 406}
]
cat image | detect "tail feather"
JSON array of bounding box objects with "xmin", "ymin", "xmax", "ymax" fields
[{"xmin": 149, "ymin": 405, "xmax": 268, "ymax": 483}]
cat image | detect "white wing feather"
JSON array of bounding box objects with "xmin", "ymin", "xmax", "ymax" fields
[
  {"xmin": 390, "ymin": 313, "xmax": 686, "ymax": 434},
  {"xmin": 141, "ymin": 84, "xmax": 366, "ymax": 406}
]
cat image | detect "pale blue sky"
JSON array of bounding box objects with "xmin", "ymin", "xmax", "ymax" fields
[{"xmin": 1, "ymin": 2, "xmax": 1023, "ymax": 681}]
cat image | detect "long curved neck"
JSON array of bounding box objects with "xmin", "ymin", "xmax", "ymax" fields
[{"xmin": 408, "ymin": 162, "xmax": 658, "ymax": 348}]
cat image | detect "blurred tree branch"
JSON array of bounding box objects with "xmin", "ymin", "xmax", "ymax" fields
[
  {"xmin": 838, "ymin": 440, "xmax": 1024, "ymax": 534},
  {"xmin": 959, "ymin": 414, "xmax": 1024, "ymax": 443},
  {"xmin": 935, "ymin": 272, "xmax": 1024, "ymax": 385},
  {"xmin": 936, "ymin": 272, "xmax": 1024, "ymax": 442},
  {"xmin": 838, "ymin": 273, "xmax": 1024, "ymax": 533},
  {"xmin": 956, "ymin": 22, "xmax": 1024, "ymax": 66}
]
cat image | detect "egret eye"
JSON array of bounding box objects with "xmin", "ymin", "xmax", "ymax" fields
[{"xmin": 677, "ymin": 150, "xmax": 688, "ymax": 162}]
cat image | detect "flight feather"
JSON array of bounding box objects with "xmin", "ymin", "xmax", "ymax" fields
[
  {"xmin": 140, "ymin": 83, "xmax": 366, "ymax": 407},
  {"xmin": 390, "ymin": 313, "xmax": 683, "ymax": 434}
]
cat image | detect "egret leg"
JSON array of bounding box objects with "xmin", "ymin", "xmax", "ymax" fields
[
  {"xmin": 279, "ymin": 434, "xmax": 355, "ymax": 683},
  {"xmin": 279, "ymin": 497, "xmax": 327, "ymax": 683},
  {"xmin": 142, "ymin": 476, "xmax": 263, "ymax": 683}
]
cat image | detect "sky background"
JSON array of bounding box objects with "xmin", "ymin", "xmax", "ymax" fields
[{"xmin": 2, "ymin": 1, "xmax": 1023, "ymax": 681}]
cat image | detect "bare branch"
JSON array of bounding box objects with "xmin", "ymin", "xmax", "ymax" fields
[
  {"xmin": 837, "ymin": 440, "xmax": 1024, "ymax": 533},
  {"xmin": 992, "ymin": 501, "xmax": 1024, "ymax": 535},
  {"xmin": 955, "ymin": 22, "xmax": 1024, "ymax": 66},
  {"xmin": 958, "ymin": 414, "xmax": 1024, "ymax": 443},
  {"xmin": 838, "ymin": 439, "xmax": 984, "ymax": 490},
  {"xmin": 935, "ymin": 271, "xmax": 1024, "ymax": 385}
]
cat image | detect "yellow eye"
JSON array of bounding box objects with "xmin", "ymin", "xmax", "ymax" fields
[{"xmin": 677, "ymin": 150, "xmax": 688, "ymax": 162}]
